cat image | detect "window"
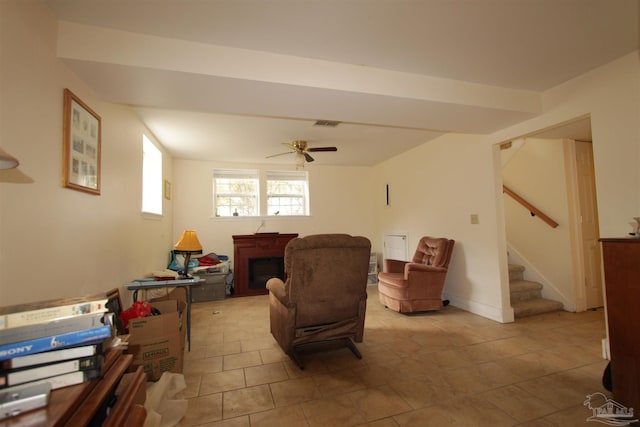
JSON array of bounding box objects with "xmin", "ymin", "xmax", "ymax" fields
[
  {"xmin": 266, "ymin": 170, "xmax": 309, "ymax": 216},
  {"xmin": 142, "ymin": 135, "xmax": 162, "ymax": 215},
  {"xmin": 212, "ymin": 169, "xmax": 310, "ymax": 217},
  {"xmin": 213, "ymin": 169, "xmax": 259, "ymax": 217}
]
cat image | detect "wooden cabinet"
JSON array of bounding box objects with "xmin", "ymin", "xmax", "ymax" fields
[
  {"xmin": 0, "ymin": 350, "xmax": 146, "ymax": 427},
  {"xmin": 232, "ymin": 233, "xmax": 298, "ymax": 296},
  {"xmin": 600, "ymin": 238, "xmax": 640, "ymax": 412}
]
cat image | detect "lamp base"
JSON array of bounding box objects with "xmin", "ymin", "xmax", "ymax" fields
[
  {"xmin": 174, "ymin": 249, "xmax": 203, "ymax": 279},
  {"xmin": 178, "ymin": 252, "xmax": 194, "ymax": 279}
]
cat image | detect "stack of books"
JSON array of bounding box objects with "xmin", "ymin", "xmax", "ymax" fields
[{"xmin": 0, "ymin": 294, "xmax": 114, "ymax": 417}]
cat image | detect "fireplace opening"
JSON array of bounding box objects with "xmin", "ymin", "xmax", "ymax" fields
[{"xmin": 249, "ymin": 257, "xmax": 284, "ymax": 290}]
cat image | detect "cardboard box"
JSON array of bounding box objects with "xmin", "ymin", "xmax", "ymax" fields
[{"xmin": 125, "ymin": 299, "xmax": 186, "ymax": 381}]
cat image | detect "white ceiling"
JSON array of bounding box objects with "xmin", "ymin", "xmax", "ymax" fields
[{"xmin": 45, "ymin": 0, "xmax": 637, "ymax": 166}]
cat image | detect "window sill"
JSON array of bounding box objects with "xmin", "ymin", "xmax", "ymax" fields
[
  {"xmin": 142, "ymin": 212, "xmax": 163, "ymax": 220},
  {"xmin": 209, "ymin": 215, "xmax": 311, "ymax": 221}
]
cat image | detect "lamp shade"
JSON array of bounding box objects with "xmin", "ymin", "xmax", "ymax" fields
[
  {"xmin": 174, "ymin": 230, "xmax": 203, "ymax": 253},
  {"xmin": 0, "ymin": 147, "xmax": 19, "ymax": 170}
]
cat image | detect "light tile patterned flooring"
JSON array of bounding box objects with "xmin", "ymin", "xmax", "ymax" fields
[{"xmin": 176, "ymin": 287, "xmax": 609, "ymax": 426}]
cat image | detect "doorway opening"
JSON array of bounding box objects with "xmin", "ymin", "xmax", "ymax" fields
[{"xmin": 500, "ymin": 116, "xmax": 603, "ymax": 317}]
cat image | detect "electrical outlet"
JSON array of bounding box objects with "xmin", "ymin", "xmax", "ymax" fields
[{"xmin": 470, "ymin": 214, "xmax": 479, "ymax": 224}]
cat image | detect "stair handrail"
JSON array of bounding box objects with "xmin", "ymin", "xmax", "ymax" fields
[{"xmin": 503, "ymin": 185, "xmax": 559, "ymax": 228}]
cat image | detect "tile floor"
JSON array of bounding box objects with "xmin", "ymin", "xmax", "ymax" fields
[{"xmin": 175, "ymin": 286, "xmax": 610, "ymax": 426}]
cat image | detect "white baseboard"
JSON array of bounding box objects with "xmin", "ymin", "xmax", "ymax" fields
[
  {"xmin": 601, "ymin": 337, "xmax": 610, "ymax": 360},
  {"xmin": 445, "ymin": 294, "xmax": 515, "ymax": 323}
]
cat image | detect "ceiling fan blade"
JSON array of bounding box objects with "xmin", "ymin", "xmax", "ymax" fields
[
  {"xmin": 266, "ymin": 151, "xmax": 294, "ymax": 158},
  {"xmin": 307, "ymin": 147, "xmax": 337, "ymax": 152},
  {"xmin": 304, "ymin": 152, "xmax": 315, "ymax": 163}
]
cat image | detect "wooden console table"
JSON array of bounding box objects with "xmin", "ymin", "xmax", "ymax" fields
[
  {"xmin": 232, "ymin": 233, "xmax": 298, "ymax": 296},
  {"xmin": 0, "ymin": 349, "xmax": 146, "ymax": 427}
]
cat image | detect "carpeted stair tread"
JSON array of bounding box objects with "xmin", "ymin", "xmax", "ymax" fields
[
  {"xmin": 508, "ymin": 264, "xmax": 525, "ymax": 282},
  {"xmin": 513, "ymin": 298, "xmax": 563, "ymax": 318},
  {"xmin": 508, "ymin": 263, "xmax": 564, "ymax": 318},
  {"xmin": 510, "ymin": 280, "xmax": 543, "ymax": 303},
  {"xmin": 510, "ymin": 279, "xmax": 542, "ymax": 292}
]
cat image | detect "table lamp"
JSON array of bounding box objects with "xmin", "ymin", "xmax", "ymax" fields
[{"xmin": 174, "ymin": 230, "xmax": 203, "ymax": 278}]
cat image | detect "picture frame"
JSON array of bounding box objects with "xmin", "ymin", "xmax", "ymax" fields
[
  {"xmin": 63, "ymin": 88, "xmax": 101, "ymax": 195},
  {"xmin": 164, "ymin": 180, "xmax": 172, "ymax": 200},
  {"xmin": 105, "ymin": 288, "xmax": 125, "ymax": 335}
]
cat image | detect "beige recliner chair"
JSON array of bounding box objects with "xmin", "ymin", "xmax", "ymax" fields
[
  {"xmin": 266, "ymin": 234, "xmax": 371, "ymax": 368},
  {"xmin": 378, "ymin": 236, "xmax": 455, "ymax": 313}
]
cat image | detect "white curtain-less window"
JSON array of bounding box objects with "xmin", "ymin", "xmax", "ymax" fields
[
  {"xmin": 266, "ymin": 170, "xmax": 309, "ymax": 216},
  {"xmin": 142, "ymin": 135, "xmax": 162, "ymax": 215},
  {"xmin": 213, "ymin": 169, "xmax": 259, "ymax": 217}
]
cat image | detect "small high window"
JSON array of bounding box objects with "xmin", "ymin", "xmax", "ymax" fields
[{"xmin": 141, "ymin": 135, "xmax": 162, "ymax": 215}]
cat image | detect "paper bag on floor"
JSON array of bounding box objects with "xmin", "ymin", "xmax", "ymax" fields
[{"xmin": 143, "ymin": 372, "xmax": 188, "ymax": 427}]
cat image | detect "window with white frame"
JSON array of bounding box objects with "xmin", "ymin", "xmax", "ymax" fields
[
  {"xmin": 266, "ymin": 170, "xmax": 309, "ymax": 216},
  {"xmin": 142, "ymin": 135, "xmax": 162, "ymax": 215},
  {"xmin": 213, "ymin": 169, "xmax": 259, "ymax": 217}
]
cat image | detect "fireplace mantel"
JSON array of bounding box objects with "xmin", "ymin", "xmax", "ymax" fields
[{"xmin": 232, "ymin": 233, "xmax": 298, "ymax": 297}]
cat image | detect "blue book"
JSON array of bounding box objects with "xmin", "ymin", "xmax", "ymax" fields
[{"xmin": 0, "ymin": 325, "xmax": 111, "ymax": 362}]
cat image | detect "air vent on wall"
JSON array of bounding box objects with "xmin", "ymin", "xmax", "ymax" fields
[{"xmin": 313, "ymin": 120, "xmax": 341, "ymax": 128}]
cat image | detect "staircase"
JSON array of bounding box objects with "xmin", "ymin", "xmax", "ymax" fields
[{"xmin": 509, "ymin": 264, "xmax": 563, "ymax": 318}]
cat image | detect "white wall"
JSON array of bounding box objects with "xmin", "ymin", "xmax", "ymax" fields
[
  {"xmin": 503, "ymin": 138, "xmax": 574, "ymax": 310},
  {"xmin": 492, "ymin": 52, "xmax": 640, "ymax": 238},
  {"xmin": 0, "ymin": 0, "xmax": 173, "ymax": 306},
  {"xmin": 372, "ymin": 53, "xmax": 640, "ymax": 323},
  {"xmin": 490, "ymin": 53, "xmax": 640, "ymax": 321},
  {"xmin": 172, "ymin": 160, "xmax": 376, "ymax": 260},
  {"xmin": 373, "ymin": 133, "xmax": 513, "ymax": 322}
]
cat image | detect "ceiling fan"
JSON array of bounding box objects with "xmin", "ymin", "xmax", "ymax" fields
[{"xmin": 266, "ymin": 140, "xmax": 337, "ymax": 164}]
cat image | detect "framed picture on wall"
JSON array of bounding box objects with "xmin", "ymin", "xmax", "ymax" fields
[
  {"xmin": 164, "ymin": 180, "xmax": 172, "ymax": 200},
  {"xmin": 63, "ymin": 88, "xmax": 101, "ymax": 195}
]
